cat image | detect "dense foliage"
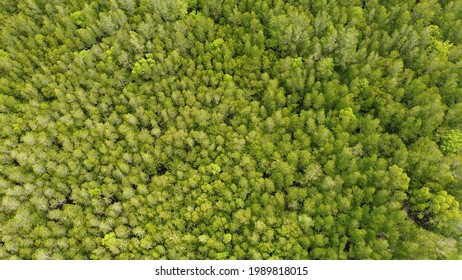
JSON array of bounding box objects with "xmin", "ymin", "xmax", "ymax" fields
[{"xmin": 1, "ymin": 0, "xmax": 462, "ymax": 259}]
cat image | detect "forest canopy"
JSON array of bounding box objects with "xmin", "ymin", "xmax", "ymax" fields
[{"xmin": 1, "ymin": 0, "xmax": 462, "ymax": 259}]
